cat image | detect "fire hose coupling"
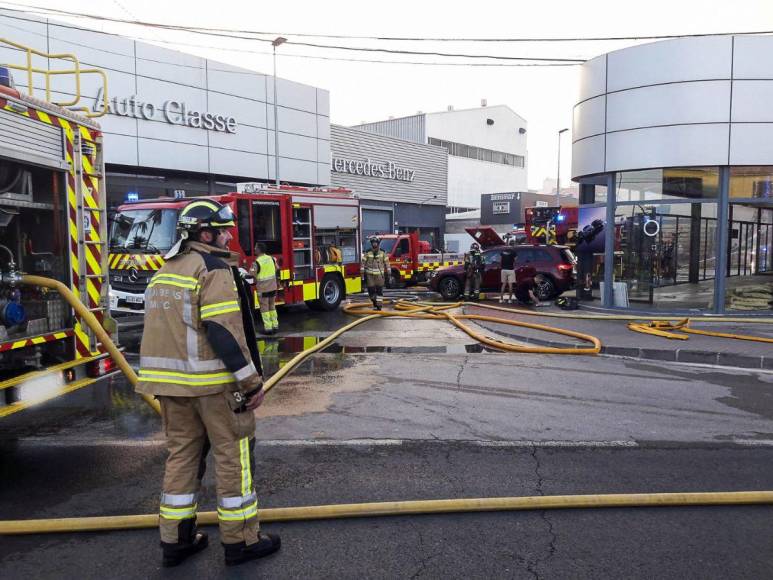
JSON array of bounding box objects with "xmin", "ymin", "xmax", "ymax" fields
[{"xmin": 1, "ymin": 270, "xmax": 22, "ymax": 286}]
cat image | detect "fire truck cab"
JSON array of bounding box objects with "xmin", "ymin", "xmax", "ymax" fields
[
  {"xmin": 375, "ymin": 232, "xmax": 464, "ymax": 286},
  {"xmin": 108, "ymin": 183, "xmax": 362, "ymax": 315}
]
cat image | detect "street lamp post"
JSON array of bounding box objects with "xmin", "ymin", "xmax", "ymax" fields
[
  {"xmin": 556, "ymin": 128, "xmax": 569, "ymax": 206},
  {"xmin": 272, "ymin": 37, "xmax": 287, "ymax": 187}
]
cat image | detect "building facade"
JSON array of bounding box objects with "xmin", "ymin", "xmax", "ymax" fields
[
  {"xmin": 0, "ymin": 9, "xmax": 331, "ymax": 208},
  {"xmin": 572, "ymin": 36, "xmax": 773, "ymax": 313},
  {"xmin": 355, "ymin": 105, "xmax": 528, "ymax": 211},
  {"xmin": 330, "ymin": 125, "xmax": 448, "ymax": 249}
]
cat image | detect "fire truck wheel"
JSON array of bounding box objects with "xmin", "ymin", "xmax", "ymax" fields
[
  {"xmin": 308, "ymin": 274, "xmax": 344, "ymax": 311},
  {"xmin": 534, "ymin": 274, "xmax": 556, "ymax": 300},
  {"xmin": 438, "ymin": 276, "xmax": 462, "ymax": 301}
]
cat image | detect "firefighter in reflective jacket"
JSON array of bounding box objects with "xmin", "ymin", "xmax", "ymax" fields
[
  {"xmin": 463, "ymin": 242, "xmax": 485, "ymax": 301},
  {"xmin": 136, "ymin": 199, "xmax": 281, "ymax": 568},
  {"xmin": 251, "ymin": 242, "xmax": 279, "ymax": 335},
  {"xmin": 362, "ymin": 235, "xmax": 390, "ymax": 310}
]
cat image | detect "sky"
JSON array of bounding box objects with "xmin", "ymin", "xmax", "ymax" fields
[{"xmin": 3, "ymin": 0, "xmax": 773, "ymax": 190}]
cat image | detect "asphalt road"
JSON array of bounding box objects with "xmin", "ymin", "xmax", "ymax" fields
[{"xmin": 2, "ymin": 305, "xmax": 773, "ymax": 579}]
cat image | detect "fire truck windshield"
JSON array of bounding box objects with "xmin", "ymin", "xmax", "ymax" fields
[{"xmin": 110, "ymin": 208, "xmax": 178, "ymax": 253}]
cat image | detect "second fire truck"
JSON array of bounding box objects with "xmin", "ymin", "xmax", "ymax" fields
[{"xmin": 108, "ymin": 183, "xmax": 363, "ymax": 315}]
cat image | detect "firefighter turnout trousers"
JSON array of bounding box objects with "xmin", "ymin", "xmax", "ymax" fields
[
  {"xmin": 464, "ymin": 272, "xmax": 481, "ymax": 299},
  {"xmin": 159, "ymin": 392, "xmax": 259, "ymax": 546}
]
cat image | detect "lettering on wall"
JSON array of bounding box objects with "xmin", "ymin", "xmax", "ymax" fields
[
  {"xmin": 93, "ymin": 87, "xmax": 237, "ymax": 133},
  {"xmin": 331, "ymin": 157, "xmax": 416, "ymax": 182}
]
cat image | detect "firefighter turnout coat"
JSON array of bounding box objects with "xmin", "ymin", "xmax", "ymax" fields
[
  {"xmin": 136, "ymin": 240, "xmax": 262, "ymax": 398},
  {"xmin": 362, "ymin": 249, "xmax": 389, "ymax": 288}
]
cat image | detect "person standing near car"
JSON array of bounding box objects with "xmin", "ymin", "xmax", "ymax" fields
[
  {"xmin": 362, "ymin": 235, "xmax": 390, "ymax": 310},
  {"xmin": 499, "ymin": 241, "xmax": 517, "ymax": 303},
  {"xmin": 463, "ymin": 242, "xmax": 485, "ymax": 301}
]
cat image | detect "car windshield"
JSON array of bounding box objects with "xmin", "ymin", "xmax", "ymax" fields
[
  {"xmin": 110, "ymin": 208, "xmax": 178, "ymax": 253},
  {"xmin": 483, "ymin": 250, "xmax": 501, "ymax": 265}
]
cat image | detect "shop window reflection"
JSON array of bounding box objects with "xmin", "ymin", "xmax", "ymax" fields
[
  {"xmin": 614, "ymin": 203, "xmax": 718, "ymax": 310},
  {"xmin": 725, "ymin": 203, "xmax": 773, "ymax": 311}
]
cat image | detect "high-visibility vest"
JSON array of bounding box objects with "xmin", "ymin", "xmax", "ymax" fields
[{"xmin": 255, "ymin": 254, "xmax": 277, "ymax": 281}]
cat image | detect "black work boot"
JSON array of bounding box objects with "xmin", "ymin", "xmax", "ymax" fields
[
  {"xmin": 224, "ymin": 533, "xmax": 282, "ymax": 566},
  {"xmin": 161, "ymin": 521, "xmax": 209, "ymax": 567}
]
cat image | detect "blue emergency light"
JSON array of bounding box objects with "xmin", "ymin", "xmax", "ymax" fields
[
  {"xmin": 556, "ymin": 214, "xmax": 566, "ymax": 222},
  {"xmin": 126, "ymin": 192, "xmax": 139, "ymax": 202},
  {"xmin": 0, "ymin": 66, "xmax": 13, "ymax": 88}
]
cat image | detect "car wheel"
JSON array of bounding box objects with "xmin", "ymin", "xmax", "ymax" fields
[
  {"xmin": 534, "ymin": 274, "xmax": 556, "ymax": 300},
  {"xmin": 438, "ymin": 276, "xmax": 462, "ymax": 301}
]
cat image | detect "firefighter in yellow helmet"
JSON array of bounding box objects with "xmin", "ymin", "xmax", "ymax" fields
[
  {"xmin": 251, "ymin": 242, "xmax": 279, "ymax": 335},
  {"xmin": 136, "ymin": 199, "xmax": 281, "ymax": 567},
  {"xmin": 361, "ymin": 235, "xmax": 390, "ymax": 310}
]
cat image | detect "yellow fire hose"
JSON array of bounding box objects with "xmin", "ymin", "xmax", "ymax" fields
[
  {"xmin": 2, "ymin": 491, "xmax": 772, "ymax": 535},
  {"xmin": 628, "ymin": 318, "xmax": 773, "ymax": 343},
  {"xmin": 20, "ymin": 275, "xmax": 161, "ymax": 414},
  {"xmin": 4, "ymin": 280, "xmax": 772, "ymax": 537},
  {"xmin": 343, "ymin": 300, "xmax": 601, "ymax": 355}
]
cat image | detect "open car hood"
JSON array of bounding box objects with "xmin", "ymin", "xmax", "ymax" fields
[{"xmin": 465, "ymin": 226, "xmax": 505, "ymax": 249}]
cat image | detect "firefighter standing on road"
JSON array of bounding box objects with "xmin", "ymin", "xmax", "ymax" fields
[
  {"xmin": 251, "ymin": 242, "xmax": 279, "ymax": 335},
  {"xmin": 136, "ymin": 199, "xmax": 281, "ymax": 568},
  {"xmin": 463, "ymin": 242, "xmax": 485, "ymax": 301},
  {"xmin": 362, "ymin": 235, "xmax": 390, "ymax": 310}
]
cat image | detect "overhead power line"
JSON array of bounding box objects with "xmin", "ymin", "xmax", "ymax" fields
[
  {"xmin": 0, "ymin": 12, "xmax": 579, "ymax": 68},
  {"xmin": 0, "ymin": 3, "xmax": 584, "ymax": 62},
  {"xmin": 2, "ymin": 0, "xmax": 772, "ymax": 43}
]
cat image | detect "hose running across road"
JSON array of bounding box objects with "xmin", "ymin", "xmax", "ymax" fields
[{"xmin": 2, "ymin": 284, "xmax": 772, "ymax": 537}]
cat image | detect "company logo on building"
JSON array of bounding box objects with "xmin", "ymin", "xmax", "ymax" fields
[
  {"xmin": 92, "ymin": 87, "xmax": 237, "ymax": 133},
  {"xmin": 489, "ymin": 193, "xmax": 520, "ymax": 201},
  {"xmin": 331, "ymin": 157, "xmax": 415, "ymax": 182}
]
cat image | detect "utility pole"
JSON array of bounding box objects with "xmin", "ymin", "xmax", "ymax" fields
[
  {"xmin": 272, "ymin": 37, "xmax": 287, "ymax": 187},
  {"xmin": 556, "ymin": 128, "xmax": 569, "ymax": 206}
]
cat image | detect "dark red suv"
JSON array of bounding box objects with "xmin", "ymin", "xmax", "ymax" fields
[{"xmin": 429, "ymin": 244, "xmax": 576, "ymax": 301}]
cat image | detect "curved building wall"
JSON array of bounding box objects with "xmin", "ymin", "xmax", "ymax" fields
[{"xmin": 572, "ymin": 35, "xmax": 773, "ymax": 179}]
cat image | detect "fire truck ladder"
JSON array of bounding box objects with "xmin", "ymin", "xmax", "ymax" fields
[{"xmin": 73, "ymin": 132, "xmax": 109, "ymax": 354}]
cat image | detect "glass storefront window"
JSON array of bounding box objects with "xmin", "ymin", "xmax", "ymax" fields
[
  {"xmin": 730, "ymin": 167, "xmax": 773, "ymax": 199},
  {"xmin": 578, "ymin": 176, "xmax": 608, "ymax": 205},
  {"xmin": 725, "ymin": 202, "xmax": 773, "ymax": 312},
  {"xmin": 616, "ymin": 168, "xmax": 719, "ymax": 203},
  {"xmin": 613, "ymin": 202, "xmax": 718, "ymax": 310}
]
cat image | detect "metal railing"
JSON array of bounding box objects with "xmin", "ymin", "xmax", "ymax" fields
[{"xmin": 0, "ymin": 37, "xmax": 108, "ymax": 118}]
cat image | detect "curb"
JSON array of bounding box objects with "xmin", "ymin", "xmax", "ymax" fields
[{"xmin": 471, "ymin": 319, "xmax": 773, "ymax": 370}]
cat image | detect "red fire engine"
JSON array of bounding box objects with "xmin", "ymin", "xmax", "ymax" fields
[
  {"xmin": 108, "ymin": 183, "xmax": 362, "ymax": 314},
  {"xmin": 375, "ymin": 232, "xmax": 464, "ymax": 286},
  {"xmin": 525, "ymin": 206, "xmax": 578, "ymax": 246}
]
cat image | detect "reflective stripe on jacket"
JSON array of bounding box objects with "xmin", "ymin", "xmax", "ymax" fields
[
  {"xmin": 362, "ymin": 250, "xmax": 389, "ymax": 276},
  {"xmin": 136, "ymin": 240, "xmax": 262, "ymax": 398}
]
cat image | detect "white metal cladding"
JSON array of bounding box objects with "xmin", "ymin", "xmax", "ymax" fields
[
  {"xmin": 572, "ymin": 35, "xmax": 773, "ymax": 180},
  {"xmin": 330, "ymin": 125, "xmax": 447, "ymax": 206},
  {"xmin": 353, "ymin": 115, "xmax": 426, "ymax": 143},
  {"xmin": 0, "ymin": 108, "xmax": 63, "ymax": 160},
  {"xmin": 0, "ymin": 8, "xmax": 331, "ymax": 186}
]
